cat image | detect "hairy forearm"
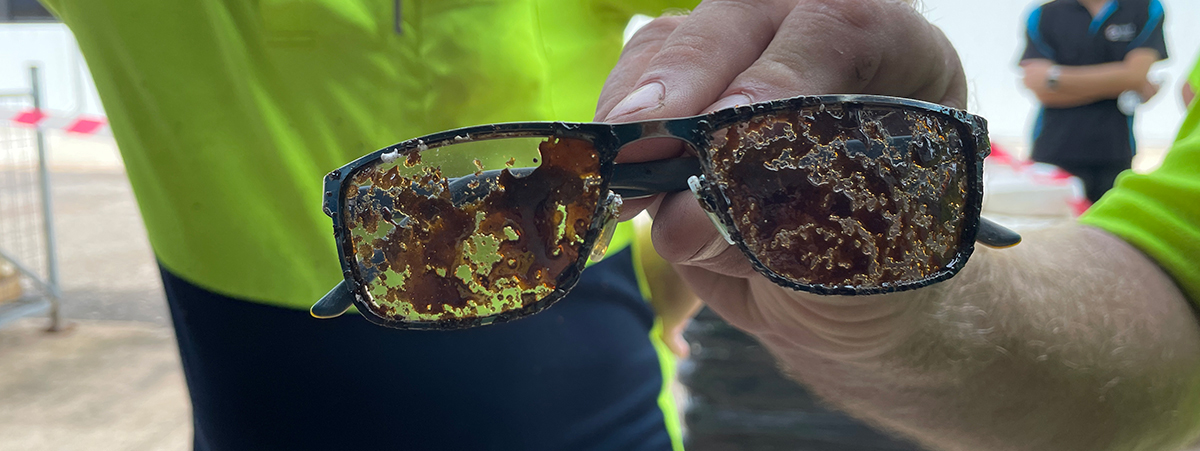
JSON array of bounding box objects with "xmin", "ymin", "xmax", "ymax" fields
[{"xmin": 759, "ymin": 225, "xmax": 1200, "ymax": 451}]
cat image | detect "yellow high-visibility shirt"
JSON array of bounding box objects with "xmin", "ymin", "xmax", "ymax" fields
[{"xmin": 41, "ymin": 0, "xmax": 691, "ymax": 308}]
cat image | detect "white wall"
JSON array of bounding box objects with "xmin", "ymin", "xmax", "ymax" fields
[
  {"xmin": 0, "ymin": 23, "xmax": 102, "ymax": 116},
  {"xmin": 3, "ymin": 1, "xmax": 1199, "ymax": 148}
]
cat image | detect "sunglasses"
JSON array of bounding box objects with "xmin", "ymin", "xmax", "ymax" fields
[{"xmin": 311, "ymin": 95, "xmax": 1021, "ymax": 330}]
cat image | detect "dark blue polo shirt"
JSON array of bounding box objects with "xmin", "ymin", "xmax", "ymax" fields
[{"xmin": 1021, "ymin": 0, "xmax": 1167, "ymax": 166}]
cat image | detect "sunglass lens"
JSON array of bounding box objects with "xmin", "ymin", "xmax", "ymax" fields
[
  {"xmin": 706, "ymin": 103, "xmax": 971, "ymax": 292},
  {"xmin": 341, "ymin": 136, "xmax": 604, "ymax": 326}
]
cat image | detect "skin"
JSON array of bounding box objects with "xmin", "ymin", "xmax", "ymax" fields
[
  {"xmin": 1183, "ymin": 79, "xmax": 1195, "ymax": 107},
  {"xmin": 597, "ymin": 1, "xmax": 1200, "ymax": 450},
  {"xmin": 1019, "ymin": 0, "xmax": 1160, "ymax": 109},
  {"xmin": 1022, "ymin": 50, "xmax": 1160, "ymax": 109},
  {"xmin": 635, "ymin": 215, "xmax": 702, "ymax": 358}
]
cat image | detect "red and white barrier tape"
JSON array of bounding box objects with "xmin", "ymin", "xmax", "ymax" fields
[
  {"xmin": 2, "ymin": 107, "xmax": 110, "ymax": 137},
  {"xmin": 987, "ymin": 142, "xmax": 1092, "ymax": 215}
]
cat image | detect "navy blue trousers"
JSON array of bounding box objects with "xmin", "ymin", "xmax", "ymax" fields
[{"xmin": 161, "ymin": 248, "xmax": 673, "ymax": 451}]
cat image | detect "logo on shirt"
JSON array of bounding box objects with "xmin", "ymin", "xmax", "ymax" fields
[{"xmin": 1105, "ymin": 24, "xmax": 1137, "ymax": 42}]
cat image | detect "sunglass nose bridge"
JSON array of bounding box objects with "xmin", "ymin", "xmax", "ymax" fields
[
  {"xmin": 588, "ymin": 192, "xmax": 624, "ymax": 263},
  {"xmin": 688, "ymin": 176, "xmax": 735, "ymax": 245}
]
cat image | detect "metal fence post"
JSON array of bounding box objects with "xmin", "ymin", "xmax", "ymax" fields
[
  {"xmin": 30, "ymin": 66, "xmax": 63, "ymax": 331},
  {"xmin": 0, "ymin": 65, "xmax": 64, "ymax": 331}
]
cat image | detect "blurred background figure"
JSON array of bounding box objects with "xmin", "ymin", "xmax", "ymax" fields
[{"xmin": 1019, "ymin": 0, "xmax": 1167, "ymax": 203}]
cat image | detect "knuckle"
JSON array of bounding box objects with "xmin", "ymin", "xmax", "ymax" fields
[
  {"xmin": 638, "ymin": 0, "xmax": 791, "ymax": 78},
  {"xmin": 654, "ymin": 33, "xmax": 717, "ymax": 69},
  {"xmin": 796, "ymin": 0, "xmax": 886, "ymax": 33},
  {"xmin": 767, "ymin": 0, "xmax": 929, "ymax": 91},
  {"xmin": 622, "ymin": 16, "xmax": 684, "ymax": 55},
  {"xmin": 737, "ymin": 56, "xmax": 807, "ymax": 95},
  {"xmin": 705, "ymin": 0, "xmax": 775, "ymax": 15},
  {"xmin": 638, "ymin": 15, "xmax": 686, "ymax": 41},
  {"xmin": 706, "ymin": 0, "xmax": 783, "ymax": 33}
]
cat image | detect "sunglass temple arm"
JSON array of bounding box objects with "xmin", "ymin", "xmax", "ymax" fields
[{"xmin": 312, "ymin": 280, "xmax": 355, "ymax": 318}]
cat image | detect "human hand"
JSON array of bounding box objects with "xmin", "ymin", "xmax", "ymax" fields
[
  {"xmin": 594, "ymin": 0, "xmax": 967, "ymax": 358},
  {"xmin": 1137, "ymin": 79, "xmax": 1160, "ymax": 102},
  {"xmin": 1021, "ymin": 59, "xmax": 1053, "ymax": 93},
  {"xmin": 635, "ymin": 217, "xmax": 703, "ymax": 358},
  {"xmin": 592, "ymin": 5, "xmax": 1200, "ymax": 450}
]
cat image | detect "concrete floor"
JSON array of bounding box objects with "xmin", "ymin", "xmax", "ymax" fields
[
  {"xmin": 0, "ymin": 132, "xmax": 188, "ymax": 451},
  {"xmin": 47, "ymin": 170, "xmax": 170, "ymax": 325},
  {"xmin": 0, "ymin": 319, "xmax": 189, "ymax": 451}
]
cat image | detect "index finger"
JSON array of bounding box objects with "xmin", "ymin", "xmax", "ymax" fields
[{"xmin": 600, "ymin": 0, "xmax": 796, "ymax": 162}]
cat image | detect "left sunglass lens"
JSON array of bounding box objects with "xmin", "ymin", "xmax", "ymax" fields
[{"xmin": 340, "ymin": 136, "xmax": 604, "ymax": 326}]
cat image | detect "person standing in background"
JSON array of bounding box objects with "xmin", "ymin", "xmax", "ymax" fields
[{"xmin": 1020, "ymin": 0, "xmax": 1166, "ymax": 203}]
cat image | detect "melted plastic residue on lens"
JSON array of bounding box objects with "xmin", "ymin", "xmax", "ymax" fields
[
  {"xmin": 707, "ymin": 105, "xmax": 967, "ymax": 289},
  {"xmin": 343, "ymin": 137, "xmax": 602, "ymax": 324}
]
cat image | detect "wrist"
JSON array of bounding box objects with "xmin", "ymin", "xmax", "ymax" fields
[{"xmin": 1046, "ymin": 65, "xmax": 1062, "ymax": 91}]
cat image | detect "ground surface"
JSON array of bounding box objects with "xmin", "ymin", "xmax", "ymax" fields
[{"xmin": 0, "ymin": 134, "xmax": 186, "ymax": 451}]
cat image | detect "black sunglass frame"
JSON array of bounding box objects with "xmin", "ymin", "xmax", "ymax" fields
[{"xmin": 313, "ymin": 94, "xmax": 1014, "ymax": 330}]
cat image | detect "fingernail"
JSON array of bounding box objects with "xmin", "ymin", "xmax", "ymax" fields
[
  {"xmin": 707, "ymin": 94, "xmax": 752, "ymax": 113},
  {"xmin": 608, "ymin": 82, "xmax": 664, "ymax": 119}
]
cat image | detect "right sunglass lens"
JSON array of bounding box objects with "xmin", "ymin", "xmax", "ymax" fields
[
  {"xmin": 706, "ymin": 103, "xmax": 970, "ymax": 292},
  {"xmin": 340, "ymin": 136, "xmax": 604, "ymax": 326}
]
